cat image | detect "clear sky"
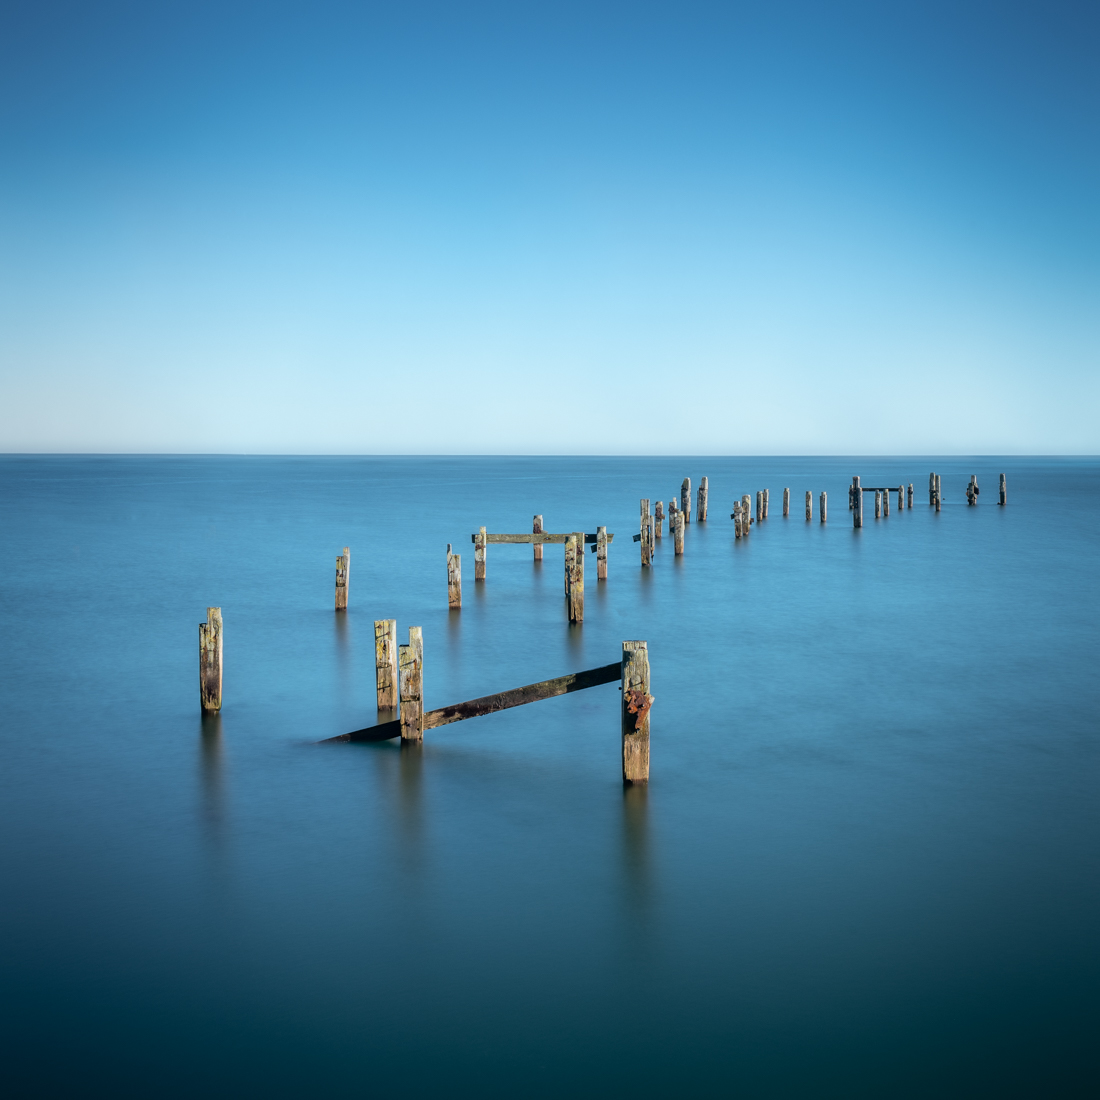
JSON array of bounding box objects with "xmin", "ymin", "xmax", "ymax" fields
[{"xmin": 1, "ymin": 1, "xmax": 1096, "ymax": 454}]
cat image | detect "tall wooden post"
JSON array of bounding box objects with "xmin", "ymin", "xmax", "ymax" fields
[
  {"xmin": 967, "ymin": 475, "xmax": 978, "ymax": 505},
  {"xmin": 335, "ymin": 547, "xmax": 350, "ymax": 611},
  {"xmin": 568, "ymin": 534, "xmax": 584, "ymax": 622},
  {"xmin": 640, "ymin": 499, "xmax": 651, "ymax": 567},
  {"xmin": 621, "ymin": 640, "xmax": 652, "ymax": 785},
  {"xmin": 805, "ymin": 491, "xmax": 812, "ymax": 521},
  {"xmin": 533, "ymin": 515, "xmax": 544, "ymax": 561},
  {"xmin": 673, "ymin": 511, "xmax": 684, "ymax": 555},
  {"xmin": 654, "ymin": 501, "xmax": 664, "ymax": 538},
  {"xmin": 475, "ymin": 526, "xmax": 487, "ymax": 580},
  {"xmin": 447, "ymin": 544, "xmax": 461, "ymax": 608},
  {"xmin": 375, "ymin": 619, "xmax": 398, "ymax": 709},
  {"xmin": 733, "ymin": 501, "xmax": 742, "ymax": 537},
  {"xmin": 783, "ymin": 487, "xmax": 790, "ymax": 516},
  {"xmin": 999, "ymin": 473, "xmax": 1007, "ymax": 505},
  {"xmin": 875, "ymin": 490, "xmax": 882, "ymax": 518},
  {"xmin": 853, "ymin": 477, "xmax": 863, "ymax": 527},
  {"xmin": 697, "ymin": 477, "xmax": 708, "ymax": 522},
  {"xmin": 597, "ymin": 526, "xmax": 608, "ymax": 580},
  {"xmin": 820, "ymin": 491, "xmax": 827, "ymax": 523},
  {"xmin": 935, "ymin": 474, "xmax": 942, "ymax": 512},
  {"xmin": 742, "ymin": 495, "xmax": 752, "ymax": 533},
  {"xmin": 763, "ymin": 489, "xmax": 769, "ymax": 518},
  {"xmin": 756, "ymin": 491, "xmax": 762, "ymax": 523},
  {"xmin": 897, "ymin": 486, "xmax": 904, "ymax": 511},
  {"xmin": 564, "ymin": 533, "xmax": 575, "ymax": 596},
  {"xmin": 908, "ymin": 483, "xmax": 913, "ymax": 508},
  {"xmin": 399, "ymin": 627, "xmax": 423, "ymax": 742},
  {"xmin": 681, "ymin": 478, "xmax": 692, "ymax": 523},
  {"xmin": 929, "ymin": 473, "xmax": 936, "ymax": 506},
  {"xmin": 883, "ymin": 486, "xmax": 890, "ymax": 516},
  {"xmin": 199, "ymin": 607, "xmax": 222, "ymax": 712}
]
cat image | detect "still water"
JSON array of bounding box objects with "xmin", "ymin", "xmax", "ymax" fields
[{"xmin": 1, "ymin": 456, "xmax": 1097, "ymax": 1096}]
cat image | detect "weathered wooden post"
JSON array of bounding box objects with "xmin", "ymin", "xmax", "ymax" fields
[
  {"xmin": 621, "ymin": 640, "xmax": 652, "ymax": 785},
  {"xmin": 640, "ymin": 499, "xmax": 651, "ymax": 567},
  {"xmin": 853, "ymin": 477, "xmax": 863, "ymax": 527},
  {"xmin": 733, "ymin": 501, "xmax": 742, "ymax": 538},
  {"xmin": 334, "ymin": 547, "xmax": 350, "ymax": 611},
  {"xmin": 475, "ymin": 526, "xmax": 487, "ymax": 580},
  {"xmin": 966, "ymin": 475, "xmax": 979, "ymax": 505},
  {"xmin": 399, "ymin": 626, "xmax": 423, "ymax": 742},
  {"xmin": 673, "ymin": 511, "xmax": 684, "ymax": 555},
  {"xmin": 935, "ymin": 474, "xmax": 942, "ymax": 512},
  {"xmin": 820, "ymin": 491, "xmax": 827, "ymax": 522},
  {"xmin": 929, "ymin": 473, "xmax": 936, "ymax": 506},
  {"xmin": 897, "ymin": 486, "xmax": 903, "ymax": 511},
  {"xmin": 805, "ymin": 491, "xmax": 812, "ymax": 521},
  {"xmin": 763, "ymin": 489, "xmax": 769, "ymax": 519},
  {"xmin": 654, "ymin": 501, "xmax": 664, "ymax": 539},
  {"xmin": 564, "ymin": 533, "xmax": 575, "ymax": 596},
  {"xmin": 199, "ymin": 607, "xmax": 222, "ymax": 712},
  {"xmin": 597, "ymin": 526, "xmax": 608, "ymax": 579},
  {"xmin": 668, "ymin": 500, "xmax": 678, "ymax": 535},
  {"xmin": 875, "ymin": 490, "xmax": 882, "ymax": 518},
  {"xmin": 681, "ymin": 478, "xmax": 692, "ymax": 523},
  {"xmin": 375, "ymin": 619, "xmax": 398, "ymax": 709},
  {"xmin": 999, "ymin": 473, "xmax": 1007, "ymax": 505},
  {"xmin": 533, "ymin": 515, "xmax": 544, "ymax": 561},
  {"xmin": 697, "ymin": 477, "xmax": 708, "ymax": 522},
  {"xmin": 568, "ymin": 534, "xmax": 584, "ymax": 622},
  {"xmin": 742, "ymin": 494, "xmax": 752, "ymax": 533},
  {"xmin": 907, "ymin": 483, "xmax": 913, "ymax": 508},
  {"xmin": 447, "ymin": 544, "xmax": 461, "ymax": 608},
  {"xmin": 883, "ymin": 486, "xmax": 890, "ymax": 516},
  {"xmin": 849, "ymin": 484, "xmax": 855, "ymax": 510},
  {"xmin": 783, "ymin": 487, "xmax": 790, "ymax": 516}
]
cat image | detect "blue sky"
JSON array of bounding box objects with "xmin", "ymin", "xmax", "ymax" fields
[{"xmin": 1, "ymin": 1, "xmax": 1096, "ymax": 453}]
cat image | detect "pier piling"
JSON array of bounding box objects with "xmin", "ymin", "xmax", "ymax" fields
[
  {"xmin": 820, "ymin": 491, "xmax": 827, "ymax": 523},
  {"xmin": 475, "ymin": 526, "xmax": 487, "ymax": 580},
  {"xmin": 533, "ymin": 515, "xmax": 543, "ymax": 561},
  {"xmin": 783, "ymin": 487, "xmax": 790, "ymax": 516},
  {"xmin": 199, "ymin": 607, "xmax": 222, "ymax": 712},
  {"xmin": 621, "ymin": 641, "xmax": 652, "ymax": 785},
  {"xmin": 697, "ymin": 477, "xmax": 708, "ymax": 522},
  {"xmin": 853, "ymin": 477, "xmax": 863, "ymax": 527},
  {"xmin": 375, "ymin": 619, "xmax": 398, "ymax": 709},
  {"xmin": 399, "ymin": 627, "xmax": 423, "ymax": 742},
  {"xmin": 335, "ymin": 547, "xmax": 350, "ymax": 611},
  {"xmin": 447, "ymin": 545, "xmax": 461, "ymax": 608}
]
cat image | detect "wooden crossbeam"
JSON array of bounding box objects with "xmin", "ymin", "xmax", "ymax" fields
[
  {"xmin": 471, "ymin": 532, "xmax": 614, "ymax": 545},
  {"xmin": 322, "ymin": 662, "xmax": 622, "ymax": 743}
]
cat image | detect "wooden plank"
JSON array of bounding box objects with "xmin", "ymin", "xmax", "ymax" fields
[
  {"xmin": 323, "ymin": 662, "xmax": 622, "ymax": 742},
  {"xmin": 375, "ymin": 619, "xmax": 398, "ymax": 709},
  {"xmin": 199, "ymin": 607, "xmax": 222, "ymax": 712},
  {"xmin": 334, "ymin": 546, "xmax": 349, "ymax": 611},
  {"xmin": 621, "ymin": 641, "xmax": 652, "ymax": 784},
  {"xmin": 471, "ymin": 532, "xmax": 615, "ymax": 545}
]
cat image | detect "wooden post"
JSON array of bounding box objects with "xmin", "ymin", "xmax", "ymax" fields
[
  {"xmin": 668, "ymin": 500, "xmax": 678, "ymax": 536},
  {"xmin": 935, "ymin": 474, "xmax": 941, "ymax": 512},
  {"xmin": 849, "ymin": 484, "xmax": 854, "ymax": 510},
  {"xmin": 783, "ymin": 487, "xmax": 790, "ymax": 516},
  {"xmin": 375, "ymin": 619, "xmax": 398, "ymax": 709},
  {"xmin": 447, "ymin": 544, "xmax": 461, "ymax": 608},
  {"xmin": 564, "ymin": 532, "xmax": 575, "ymax": 596},
  {"xmin": 883, "ymin": 486, "xmax": 890, "ymax": 516},
  {"xmin": 763, "ymin": 489, "xmax": 769, "ymax": 519},
  {"xmin": 742, "ymin": 495, "xmax": 751, "ymax": 533},
  {"xmin": 820, "ymin": 491, "xmax": 827, "ymax": 523},
  {"xmin": 733, "ymin": 501, "xmax": 742, "ymax": 538},
  {"xmin": 853, "ymin": 477, "xmax": 863, "ymax": 527},
  {"xmin": 681, "ymin": 478, "xmax": 691, "ymax": 523},
  {"xmin": 805, "ymin": 490, "xmax": 812, "ymax": 521},
  {"xmin": 897, "ymin": 486, "xmax": 904, "ymax": 511},
  {"xmin": 334, "ymin": 547, "xmax": 350, "ymax": 611},
  {"xmin": 475, "ymin": 526, "xmax": 487, "ymax": 580},
  {"xmin": 199, "ymin": 607, "xmax": 222, "ymax": 712},
  {"xmin": 999, "ymin": 473, "xmax": 1007, "ymax": 505},
  {"xmin": 697, "ymin": 477, "xmax": 708, "ymax": 522},
  {"xmin": 597, "ymin": 526, "xmax": 608, "ymax": 580},
  {"xmin": 621, "ymin": 640, "xmax": 652, "ymax": 785},
  {"xmin": 533, "ymin": 515, "xmax": 543, "ymax": 561},
  {"xmin": 654, "ymin": 501, "xmax": 664, "ymax": 539},
  {"xmin": 875, "ymin": 490, "xmax": 882, "ymax": 518},
  {"xmin": 756, "ymin": 491, "xmax": 762, "ymax": 523},
  {"xmin": 929, "ymin": 473, "xmax": 936, "ymax": 506},
  {"xmin": 568, "ymin": 534, "xmax": 584, "ymax": 622},
  {"xmin": 399, "ymin": 627, "xmax": 423, "ymax": 742},
  {"xmin": 967, "ymin": 475, "xmax": 978, "ymax": 505},
  {"xmin": 908, "ymin": 483, "xmax": 913, "ymax": 508},
  {"xmin": 640, "ymin": 499, "xmax": 651, "ymax": 567},
  {"xmin": 673, "ymin": 511, "xmax": 684, "ymax": 555}
]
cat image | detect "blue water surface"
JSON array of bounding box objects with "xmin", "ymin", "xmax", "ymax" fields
[{"xmin": 0, "ymin": 456, "xmax": 1097, "ymax": 1097}]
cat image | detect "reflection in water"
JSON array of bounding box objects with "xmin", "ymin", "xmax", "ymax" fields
[
  {"xmin": 620, "ymin": 783, "xmax": 651, "ymax": 917},
  {"xmin": 333, "ymin": 610, "xmax": 351, "ymax": 698},
  {"xmin": 198, "ymin": 712, "xmax": 226, "ymax": 853}
]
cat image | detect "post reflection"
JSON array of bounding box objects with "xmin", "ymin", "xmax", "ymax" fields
[
  {"xmin": 198, "ymin": 712, "xmax": 226, "ymax": 851},
  {"xmin": 620, "ymin": 783, "xmax": 651, "ymax": 915}
]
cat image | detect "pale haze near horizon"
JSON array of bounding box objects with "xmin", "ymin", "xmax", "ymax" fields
[{"xmin": 1, "ymin": 2, "xmax": 1097, "ymax": 456}]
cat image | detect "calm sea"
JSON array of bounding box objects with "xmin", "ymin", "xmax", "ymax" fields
[{"xmin": 1, "ymin": 456, "xmax": 1097, "ymax": 1097}]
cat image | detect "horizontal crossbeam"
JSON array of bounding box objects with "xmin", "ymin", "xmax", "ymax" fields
[
  {"xmin": 322, "ymin": 662, "xmax": 622, "ymax": 743},
  {"xmin": 471, "ymin": 532, "xmax": 614, "ymax": 545}
]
